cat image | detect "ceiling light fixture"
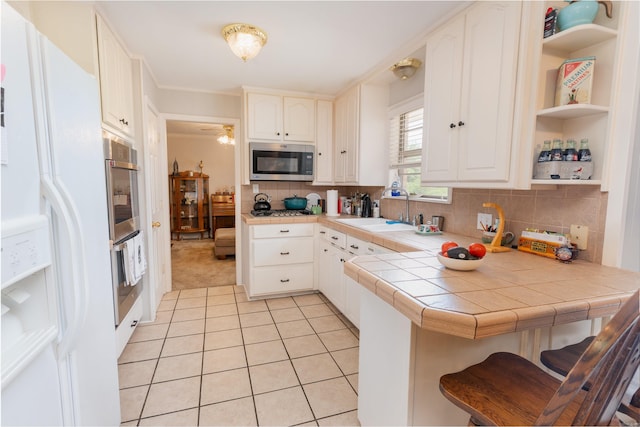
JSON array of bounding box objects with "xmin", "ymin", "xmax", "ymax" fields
[
  {"xmin": 217, "ymin": 125, "xmax": 235, "ymax": 145},
  {"xmin": 221, "ymin": 23, "xmax": 267, "ymax": 62},
  {"xmin": 390, "ymin": 58, "xmax": 422, "ymax": 80}
]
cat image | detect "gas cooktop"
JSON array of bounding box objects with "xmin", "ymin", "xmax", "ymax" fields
[{"xmin": 250, "ymin": 209, "xmax": 311, "ymax": 217}]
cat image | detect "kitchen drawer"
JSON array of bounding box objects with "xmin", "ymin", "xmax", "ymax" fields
[
  {"xmin": 319, "ymin": 225, "xmax": 346, "ymax": 249},
  {"xmin": 252, "ymin": 237, "xmax": 314, "ymax": 266},
  {"xmin": 250, "ymin": 263, "xmax": 314, "ymax": 296},
  {"xmin": 252, "ymin": 223, "xmax": 314, "ymax": 239},
  {"xmin": 346, "ymin": 236, "xmax": 392, "ymax": 256}
]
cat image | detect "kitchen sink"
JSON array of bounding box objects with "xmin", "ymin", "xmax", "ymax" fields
[{"xmin": 335, "ymin": 217, "xmax": 417, "ymax": 232}]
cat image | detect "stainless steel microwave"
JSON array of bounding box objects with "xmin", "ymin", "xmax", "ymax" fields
[{"xmin": 249, "ymin": 142, "xmax": 314, "ymax": 181}]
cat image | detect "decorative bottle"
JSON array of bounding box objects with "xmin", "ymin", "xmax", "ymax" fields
[
  {"xmin": 578, "ymin": 138, "xmax": 592, "ymax": 162},
  {"xmin": 537, "ymin": 140, "xmax": 551, "ymax": 162},
  {"xmin": 551, "ymin": 139, "xmax": 564, "ymax": 161}
]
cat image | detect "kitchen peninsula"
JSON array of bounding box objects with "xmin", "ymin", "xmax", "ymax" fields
[{"xmin": 243, "ymin": 213, "xmax": 640, "ymax": 425}]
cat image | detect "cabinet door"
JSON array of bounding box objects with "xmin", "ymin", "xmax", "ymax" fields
[
  {"xmin": 327, "ymin": 244, "xmax": 347, "ymax": 312},
  {"xmin": 283, "ymin": 97, "xmax": 315, "ymax": 142},
  {"xmin": 422, "ymin": 15, "xmax": 464, "ymax": 182},
  {"xmin": 96, "ymin": 15, "xmax": 134, "ymax": 137},
  {"xmin": 343, "ymin": 88, "xmax": 360, "ymax": 183},
  {"xmin": 314, "ymin": 100, "xmax": 333, "ymax": 184},
  {"xmin": 334, "ymin": 95, "xmax": 348, "ymax": 182},
  {"xmin": 334, "ymin": 86, "xmax": 359, "ymax": 183},
  {"xmin": 317, "ymin": 240, "xmax": 332, "ymax": 297},
  {"xmin": 457, "ymin": 1, "xmax": 520, "ymax": 181},
  {"xmin": 422, "ymin": 2, "xmax": 520, "ymax": 184},
  {"xmin": 247, "ymin": 93, "xmax": 282, "ymax": 140}
]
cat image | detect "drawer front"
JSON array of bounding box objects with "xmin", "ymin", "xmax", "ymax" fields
[
  {"xmin": 252, "ymin": 223, "xmax": 314, "ymax": 239},
  {"xmin": 319, "ymin": 226, "xmax": 346, "ymax": 249},
  {"xmin": 346, "ymin": 236, "xmax": 392, "ymax": 256},
  {"xmin": 252, "ymin": 237, "xmax": 314, "ymax": 266},
  {"xmin": 250, "ymin": 263, "xmax": 314, "ymax": 296}
]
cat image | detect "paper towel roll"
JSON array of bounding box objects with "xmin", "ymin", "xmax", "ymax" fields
[{"xmin": 326, "ymin": 190, "xmax": 339, "ymax": 217}]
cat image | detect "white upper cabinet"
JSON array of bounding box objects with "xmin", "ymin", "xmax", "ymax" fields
[
  {"xmin": 247, "ymin": 93, "xmax": 315, "ymax": 142},
  {"xmin": 314, "ymin": 100, "xmax": 334, "ymax": 184},
  {"xmin": 422, "ymin": 1, "xmax": 521, "ymax": 185},
  {"xmin": 334, "ymin": 84, "xmax": 388, "ymax": 185},
  {"xmin": 96, "ymin": 15, "xmax": 135, "ymax": 138},
  {"xmin": 283, "ymin": 97, "xmax": 316, "ymax": 142}
]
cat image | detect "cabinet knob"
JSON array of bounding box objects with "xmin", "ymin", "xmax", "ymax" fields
[
  {"xmin": 276, "ymin": 132, "xmax": 281, "ymax": 136},
  {"xmin": 350, "ymin": 244, "xmax": 359, "ymax": 250},
  {"xmin": 458, "ymin": 121, "xmax": 465, "ymax": 127},
  {"xmin": 280, "ymin": 279, "xmax": 290, "ymax": 283},
  {"xmin": 285, "ymin": 133, "xmax": 289, "ymax": 136},
  {"xmin": 280, "ymin": 251, "xmax": 290, "ymax": 256},
  {"xmin": 318, "ymin": 152, "xmax": 322, "ymax": 156},
  {"xmin": 449, "ymin": 123, "xmax": 456, "ymax": 129},
  {"xmin": 341, "ymin": 150, "xmax": 347, "ymax": 154},
  {"xmin": 152, "ymin": 221, "xmax": 161, "ymax": 228}
]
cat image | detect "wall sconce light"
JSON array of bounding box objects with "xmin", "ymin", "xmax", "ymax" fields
[
  {"xmin": 390, "ymin": 57, "xmax": 422, "ymax": 80},
  {"xmin": 217, "ymin": 125, "xmax": 235, "ymax": 145},
  {"xmin": 222, "ymin": 23, "xmax": 267, "ymax": 62}
]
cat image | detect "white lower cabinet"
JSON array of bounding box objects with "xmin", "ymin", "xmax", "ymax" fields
[
  {"xmin": 318, "ymin": 226, "xmax": 392, "ymax": 328},
  {"xmin": 246, "ymin": 223, "xmax": 315, "ymax": 298}
]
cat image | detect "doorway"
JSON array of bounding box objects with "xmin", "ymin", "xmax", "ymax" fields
[{"xmin": 165, "ymin": 118, "xmax": 238, "ymax": 290}]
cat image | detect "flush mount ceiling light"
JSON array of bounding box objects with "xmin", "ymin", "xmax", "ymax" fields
[
  {"xmin": 390, "ymin": 58, "xmax": 422, "ymax": 80},
  {"xmin": 217, "ymin": 125, "xmax": 235, "ymax": 145},
  {"xmin": 221, "ymin": 23, "xmax": 267, "ymax": 62}
]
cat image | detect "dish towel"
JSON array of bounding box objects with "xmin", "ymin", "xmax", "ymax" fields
[
  {"xmin": 132, "ymin": 230, "xmax": 147, "ymax": 283},
  {"xmin": 122, "ymin": 237, "xmax": 137, "ymax": 286},
  {"xmin": 122, "ymin": 231, "xmax": 147, "ymax": 286}
]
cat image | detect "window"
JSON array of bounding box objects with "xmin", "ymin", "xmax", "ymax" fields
[{"xmin": 388, "ymin": 96, "xmax": 450, "ymax": 203}]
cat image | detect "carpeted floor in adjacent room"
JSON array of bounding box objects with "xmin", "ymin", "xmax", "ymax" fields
[{"xmin": 171, "ymin": 238, "xmax": 235, "ymax": 290}]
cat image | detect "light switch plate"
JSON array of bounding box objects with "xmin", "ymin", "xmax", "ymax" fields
[
  {"xmin": 252, "ymin": 184, "xmax": 259, "ymax": 194},
  {"xmin": 477, "ymin": 213, "xmax": 492, "ymax": 230},
  {"xmin": 570, "ymin": 224, "xmax": 588, "ymax": 250}
]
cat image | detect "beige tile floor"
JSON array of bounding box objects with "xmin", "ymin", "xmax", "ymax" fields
[{"xmin": 118, "ymin": 286, "xmax": 361, "ymax": 426}]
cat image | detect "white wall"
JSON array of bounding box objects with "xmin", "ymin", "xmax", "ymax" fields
[{"xmin": 166, "ymin": 133, "xmax": 235, "ymax": 194}]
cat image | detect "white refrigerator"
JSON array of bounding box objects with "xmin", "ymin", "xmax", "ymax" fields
[{"xmin": 1, "ymin": 3, "xmax": 121, "ymax": 425}]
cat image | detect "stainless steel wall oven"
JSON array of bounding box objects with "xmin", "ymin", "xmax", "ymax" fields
[{"xmin": 104, "ymin": 135, "xmax": 141, "ymax": 326}]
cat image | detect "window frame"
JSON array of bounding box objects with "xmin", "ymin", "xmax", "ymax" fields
[{"xmin": 387, "ymin": 94, "xmax": 451, "ymax": 204}]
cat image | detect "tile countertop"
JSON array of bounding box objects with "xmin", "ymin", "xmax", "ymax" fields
[{"xmin": 242, "ymin": 213, "xmax": 640, "ymax": 339}]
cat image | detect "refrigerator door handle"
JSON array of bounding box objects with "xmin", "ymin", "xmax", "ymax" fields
[{"xmin": 40, "ymin": 176, "xmax": 89, "ymax": 357}]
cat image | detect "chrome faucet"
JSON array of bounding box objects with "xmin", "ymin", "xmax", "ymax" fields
[{"xmin": 382, "ymin": 186, "xmax": 410, "ymax": 225}]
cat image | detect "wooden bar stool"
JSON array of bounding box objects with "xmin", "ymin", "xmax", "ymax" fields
[
  {"xmin": 541, "ymin": 335, "xmax": 640, "ymax": 422},
  {"xmin": 439, "ymin": 291, "xmax": 640, "ymax": 426}
]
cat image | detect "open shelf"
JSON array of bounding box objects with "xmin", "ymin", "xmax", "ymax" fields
[
  {"xmin": 543, "ymin": 24, "xmax": 617, "ymax": 52},
  {"xmin": 537, "ymin": 104, "xmax": 609, "ymax": 119}
]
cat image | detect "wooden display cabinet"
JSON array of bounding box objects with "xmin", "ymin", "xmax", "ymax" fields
[{"xmin": 170, "ymin": 172, "xmax": 210, "ymax": 240}]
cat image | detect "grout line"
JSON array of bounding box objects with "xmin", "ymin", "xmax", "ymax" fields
[{"xmin": 122, "ymin": 287, "xmax": 361, "ymax": 425}]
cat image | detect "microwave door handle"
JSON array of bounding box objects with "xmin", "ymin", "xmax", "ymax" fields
[{"xmin": 40, "ymin": 176, "xmax": 89, "ymax": 358}]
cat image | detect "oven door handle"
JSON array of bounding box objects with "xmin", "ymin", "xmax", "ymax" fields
[
  {"xmin": 41, "ymin": 175, "xmax": 89, "ymax": 358},
  {"xmin": 108, "ymin": 159, "xmax": 139, "ymax": 171}
]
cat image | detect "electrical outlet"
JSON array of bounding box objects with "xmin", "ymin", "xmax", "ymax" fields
[
  {"xmin": 477, "ymin": 213, "xmax": 493, "ymax": 230},
  {"xmin": 570, "ymin": 224, "xmax": 588, "ymax": 250},
  {"xmin": 252, "ymin": 184, "xmax": 259, "ymax": 194}
]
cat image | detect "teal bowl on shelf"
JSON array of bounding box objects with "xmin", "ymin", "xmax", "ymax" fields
[{"xmin": 557, "ymin": 0, "xmax": 599, "ymax": 31}]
